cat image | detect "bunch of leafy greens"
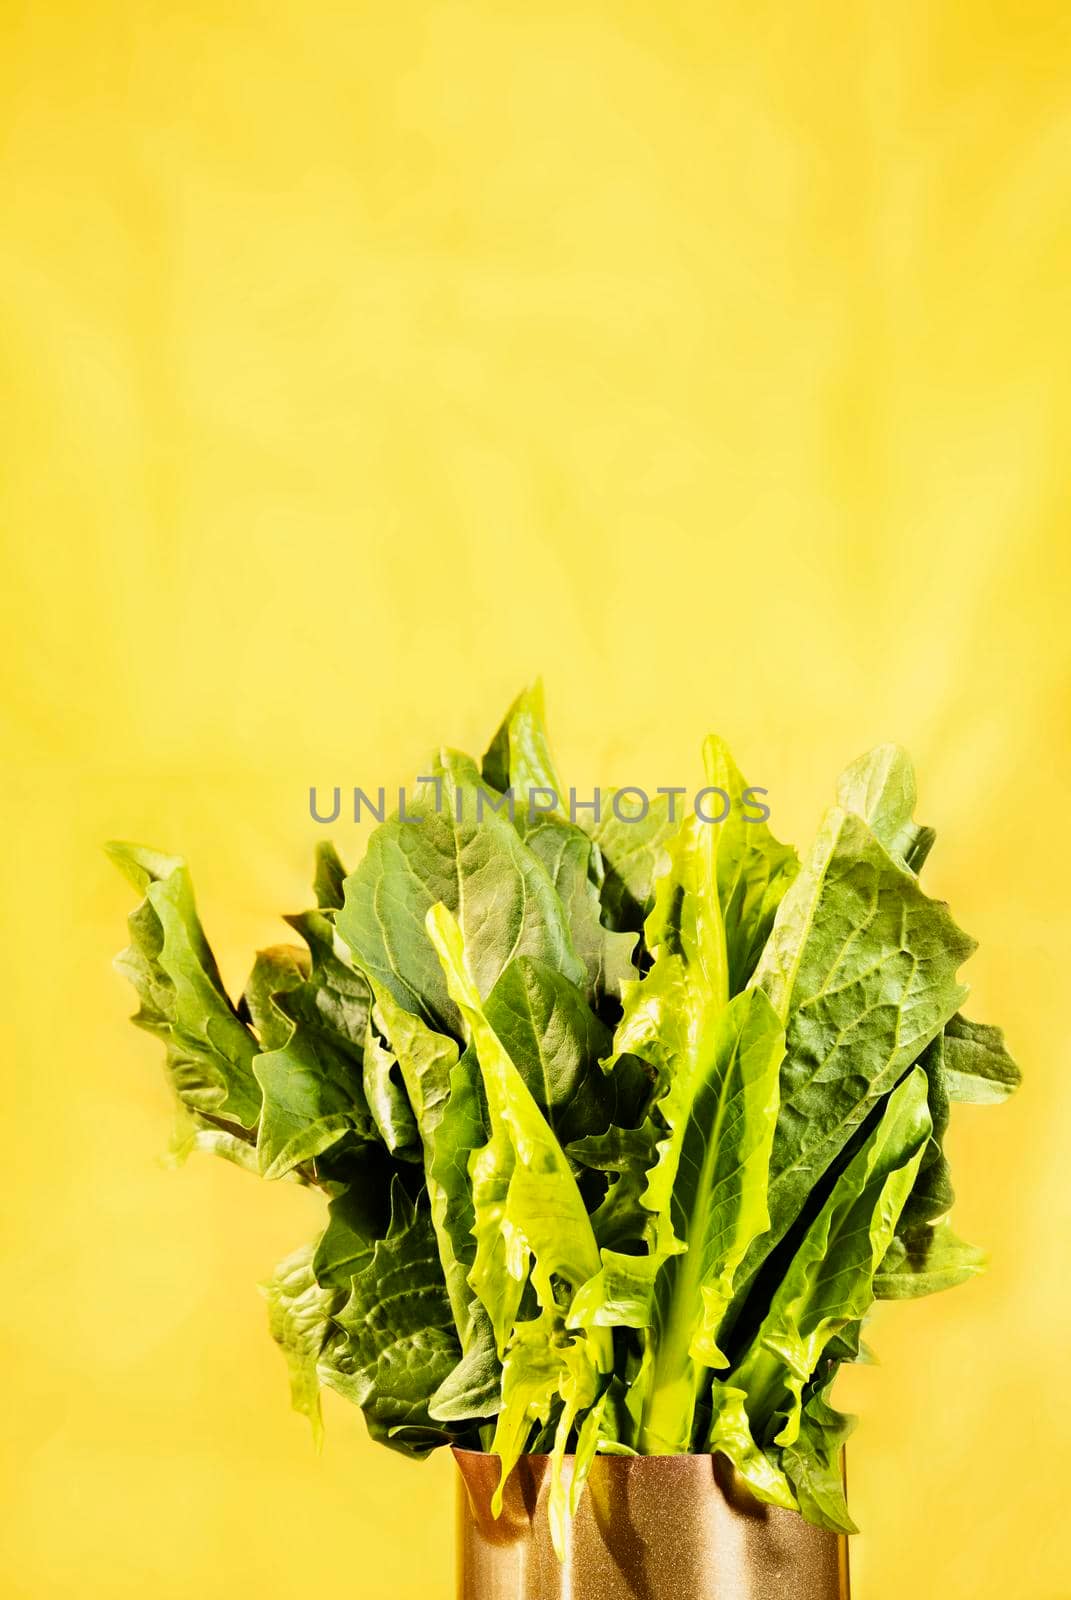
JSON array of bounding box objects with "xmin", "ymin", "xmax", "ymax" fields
[{"xmin": 110, "ymin": 688, "xmax": 1019, "ymax": 1553}]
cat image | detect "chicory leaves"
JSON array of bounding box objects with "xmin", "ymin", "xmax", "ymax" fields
[{"xmin": 110, "ymin": 689, "xmax": 1018, "ymax": 1547}]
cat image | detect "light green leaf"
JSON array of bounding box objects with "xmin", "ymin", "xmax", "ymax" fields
[
  {"xmin": 483, "ymin": 1304, "xmax": 602, "ymax": 1556},
  {"xmin": 706, "ymin": 1382, "xmax": 798, "ymax": 1510},
  {"xmin": 263, "ymin": 1242, "xmax": 343, "ymax": 1447},
  {"xmin": 166, "ymin": 1101, "xmax": 260, "ymax": 1174},
  {"xmin": 109, "ymin": 842, "xmax": 263, "ymax": 1129},
  {"xmin": 636, "ymin": 988, "xmax": 784, "ymax": 1453},
  {"xmin": 568, "ymin": 1249, "xmax": 661, "ymax": 1330},
  {"xmin": 485, "ymin": 1312, "xmax": 565, "ymax": 1489},
  {"xmin": 547, "ymin": 1332, "xmax": 602, "ymax": 1554},
  {"xmin": 486, "ymin": 680, "xmax": 562, "ymax": 802},
  {"xmin": 612, "ymin": 735, "xmax": 795, "ymax": 1103},
  {"xmin": 427, "ymin": 904, "xmax": 607, "ymax": 1342},
  {"xmin": 780, "ymin": 1383, "xmax": 857, "ymax": 1533},
  {"xmin": 427, "ymin": 903, "xmax": 611, "ymax": 1523},
  {"xmin": 836, "ymin": 744, "xmax": 935, "ymax": 873},
  {"xmin": 580, "ymin": 740, "xmax": 794, "ymax": 1452}
]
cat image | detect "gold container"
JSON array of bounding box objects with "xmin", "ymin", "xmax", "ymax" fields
[{"xmin": 454, "ymin": 1449, "xmax": 850, "ymax": 1600}]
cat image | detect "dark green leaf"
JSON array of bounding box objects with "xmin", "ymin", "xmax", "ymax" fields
[
  {"xmin": 337, "ymin": 750, "xmax": 584, "ymax": 1033},
  {"xmin": 322, "ymin": 1180, "xmax": 461, "ymax": 1456},
  {"xmin": 483, "ymin": 957, "xmax": 644, "ymax": 1146},
  {"xmin": 744, "ymin": 802, "xmax": 974, "ymax": 1302}
]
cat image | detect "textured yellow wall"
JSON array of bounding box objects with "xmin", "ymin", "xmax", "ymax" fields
[{"xmin": 3, "ymin": 2, "xmax": 1069, "ymax": 1595}]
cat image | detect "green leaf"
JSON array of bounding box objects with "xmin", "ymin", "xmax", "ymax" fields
[
  {"xmin": 243, "ymin": 944, "xmax": 309, "ymax": 1050},
  {"xmin": 111, "ymin": 714, "xmax": 1019, "ymax": 1537},
  {"xmin": 780, "ymin": 1383, "xmax": 857, "ymax": 1533},
  {"xmin": 483, "ymin": 680, "xmax": 562, "ymax": 802},
  {"xmin": 255, "ymin": 1037, "xmax": 369, "ymax": 1178},
  {"xmin": 362, "ymin": 1015, "xmax": 421, "ymax": 1159},
  {"xmin": 167, "ymin": 1101, "xmax": 260, "ymax": 1174},
  {"xmin": 337, "ymin": 750, "xmax": 584, "ymax": 1033},
  {"xmin": 877, "ymin": 1008, "xmax": 1012, "ymax": 1301},
  {"xmin": 427, "ymin": 903, "xmax": 611, "ymax": 1533},
  {"xmin": 706, "ymin": 1382, "xmax": 797, "ymax": 1510},
  {"xmin": 821, "ymin": 750, "xmax": 989, "ymax": 1306},
  {"xmin": 567, "ymin": 1121, "xmax": 660, "ymax": 1253},
  {"xmin": 900, "ymin": 1030, "xmax": 954, "ymax": 1232},
  {"xmin": 312, "ymin": 1155, "xmax": 395, "ymax": 1287},
  {"xmin": 636, "ymin": 988, "xmax": 784, "ymax": 1453},
  {"xmin": 108, "ymin": 842, "xmax": 262, "ymax": 1128},
  {"xmin": 569, "ymin": 740, "xmax": 793, "ymax": 1455},
  {"xmin": 277, "ymin": 909, "xmax": 372, "ymax": 1048},
  {"xmin": 942, "ymin": 1012, "xmax": 1022, "ymax": 1103},
  {"xmin": 481, "ymin": 685, "xmax": 639, "ymax": 996},
  {"xmin": 253, "ymin": 912, "xmax": 377, "ymax": 1179},
  {"xmin": 520, "ymin": 816, "xmax": 638, "ymax": 998},
  {"xmin": 360, "ymin": 981, "xmax": 501, "ymax": 1419},
  {"xmin": 426, "ymin": 1309, "xmax": 500, "ymax": 1423},
  {"xmin": 312, "ymin": 842, "xmax": 348, "ymax": 910},
  {"xmin": 363, "ymin": 987, "xmax": 463, "ymax": 1298},
  {"xmin": 743, "ymin": 799, "xmax": 975, "ymax": 1302},
  {"xmin": 835, "ymin": 744, "xmax": 935, "ymax": 873},
  {"xmin": 322, "ymin": 1178, "xmax": 461, "ymax": 1456},
  {"xmin": 580, "ymin": 793, "xmax": 677, "ymax": 933},
  {"xmin": 264, "ymin": 1242, "xmax": 343, "ymax": 1446},
  {"xmin": 427, "ymin": 904, "xmax": 607, "ymax": 1343},
  {"xmin": 728, "ymin": 1067, "xmax": 931, "ymax": 1448},
  {"xmin": 483, "ymin": 957, "xmax": 645, "ymax": 1146},
  {"xmin": 702, "ymin": 736, "xmax": 799, "ymax": 996},
  {"xmin": 874, "ymin": 1217, "xmax": 986, "ymax": 1299}
]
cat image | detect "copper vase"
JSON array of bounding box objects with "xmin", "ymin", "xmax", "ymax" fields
[{"xmin": 454, "ymin": 1449, "xmax": 849, "ymax": 1600}]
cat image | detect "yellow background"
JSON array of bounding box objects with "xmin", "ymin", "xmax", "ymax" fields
[{"xmin": 3, "ymin": 2, "xmax": 1069, "ymax": 1595}]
